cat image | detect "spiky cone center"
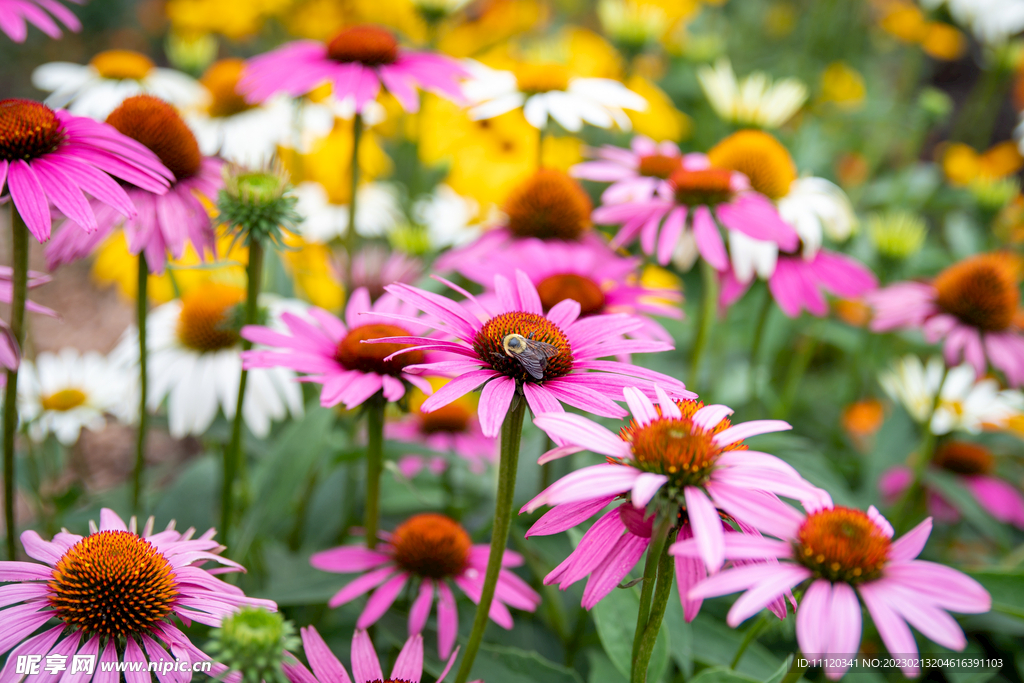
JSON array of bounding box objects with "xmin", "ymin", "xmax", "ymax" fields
[
  {"xmin": 619, "ymin": 400, "xmax": 742, "ymax": 492},
  {"xmin": 107, "ymin": 94, "xmax": 202, "ymax": 181},
  {"xmin": 795, "ymin": 507, "xmax": 890, "ymax": 584},
  {"xmin": 0, "ymin": 99, "xmax": 65, "ymax": 162},
  {"xmin": 390, "ymin": 513, "xmax": 471, "ymax": 579},
  {"xmin": 934, "ymin": 441, "xmax": 994, "ymax": 475},
  {"xmin": 536, "ymin": 273, "xmax": 606, "ymax": 317},
  {"xmin": 473, "ymin": 311, "xmax": 573, "ymax": 383},
  {"xmin": 48, "ymin": 530, "xmax": 178, "ymax": 639},
  {"xmin": 514, "ymin": 62, "xmax": 571, "ymax": 94},
  {"xmin": 326, "ymin": 25, "xmax": 399, "ymax": 66},
  {"xmin": 933, "ymin": 253, "xmax": 1021, "ymax": 332},
  {"xmin": 176, "ymin": 283, "xmax": 246, "ymax": 352},
  {"xmin": 706, "ymin": 129, "xmax": 797, "ymax": 201},
  {"xmin": 336, "ymin": 324, "xmax": 423, "ymax": 376},
  {"xmin": 504, "ymin": 169, "xmax": 592, "ymax": 241},
  {"xmin": 669, "ymin": 168, "xmax": 735, "ymax": 207},
  {"xmin": 89, "ymin": 50, "xmax": 155, "ymax": 80},
  {"xmin": 41, "ymin": 388, "xmax": 88, "ymax": 412},
  {"xmin": 201, "ymin": 59, "xmax": 256, "ymax": 118},
  {"xmin": 419, "ymin": 401, "xmax": 472, "ymax": 434},
  {"xmin": 637, "ymin": 153, "xmax": 682, "ymax": 179}
]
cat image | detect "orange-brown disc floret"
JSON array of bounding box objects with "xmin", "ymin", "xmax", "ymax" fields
[
  {"xmin": 420, "ymin": 401, "xmax": 472, "ymax": 434},
  {"xmin": 335, "ymin": 324, "xmax": 423, "ymax": 376},
  {"xmin": 106, "ymin": 95, "xmax": 202, "ymax": 181},
  {"xmin": 326, "ymin": 25, "xmax": 399, "ymax": 66},
  {"xmin": 390, "ymin": 513, "xmax": 472, "ymax": 579},
  {"xmin": 933, "ymin": 253, "xmax": 1021, "ymax": 332},
  {"xmin": 638, "ymin": 154, "xmax": 682, "ymax": 179},
  {"xmin": 0, "ymin": 99, "xmax": 64, "ymax": 162},
  {"xmin": 795, "ymin": 507, "xmax": 891, "ymax": 583},
  {"xmin": 176, "ymin": 283, "xmax": 246, "ymax": 352},
  {"xmin": 934, "ymin": 441, "xmax": 994, "ymax": 476},
  {"xmin": 48, "ymin": 531, "xmax": 178, "ymax": 638},
  {"xmin": 536, "ymin": 274, "xmax": 606, "ymax": 317},
  {"xmin": 201, "ymin": 59, "xmax": 256, "ymax": 118},
  {"xmin": 504, "ymin": 169, "xmax": 592, "ymax": 241},
  {"xmin": 620, "ymin": 399, "xmax": 742, "ymax": 491},
  {"xmin": 707, "ymin": 129, "xmax": 797, "ymax": 200},
  {"xmin": 669, "ymin": 167, "xmax": 735, "ymax": 207},
  {"xmin": 473, "ymin": 312, "xmax": 573, "ymax": 382}
]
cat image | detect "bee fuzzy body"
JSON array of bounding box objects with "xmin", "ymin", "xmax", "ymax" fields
[{"xmin": 500, "ymin": 333, "xmax": 561, "ymax": 381}]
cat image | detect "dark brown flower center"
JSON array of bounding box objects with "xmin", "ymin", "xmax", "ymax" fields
[
  {"xmin": 934, "ymin": 441, "xmax": 994, "ymax": 475},
  {"xmin": 326, "ymin": 25, "xmax": 399, "ymax": 66},
  {"xmin": 107, "ymin": 94, "xmax": 202, "ymax": 181},
  {"xmin": 201, "ymin": 59, "xmax": 256, "ymax": 118},
  {"xmin": 504, "ymin": 169, "xmax": 592, "ymax": 241},
  {"xmin": 0, "ymin": 99, "xmax": 65, "ymax": 162},
  {"xmin": 335, "ymin": 324, "xmax": 423, "ymax": 376},
  {"xmin": 795, "ymin": 507, "xmax": 890, "ymax": 584},
  {"xmin": 706, "ymin": 129, "xmax": 797, "ymax": 200},
  {"xmin": 49, "ymin": 531, "xmax": 178, "ymax": 638},
  {"xmin": 669, "ymin": 167, "xmax": 735, "ymax": 207},
  {"xmin": 176, "ymin": 283, "xmax": 245, "ymax": 352},
  {"xmin": 637, "ymin": 153, "xmax": 682, "ymax": 179},
  {"xmin": 473, "ymin": 312, "xmax": 573, "ymax": 382},
  {"xmin": 390, "ymin": 513, "xmax": 471, "ymax": 579},
  {"xmin": 536, "ymin": 274, "xmax": 606, "ymax": 317},
  {"xmin": 420, "ymin": 401, "xmax": 471, "ymax": 434},
  {"xmin": 933, "ymin": 253, "xmax": 1020, "ymax": 332},
  {"xmin": 619, "ymin": 400, "xmax": 740, "ymax": 492}
]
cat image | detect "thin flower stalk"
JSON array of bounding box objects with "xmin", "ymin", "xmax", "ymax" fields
[
  {"xmin": 133, "ymin": 256, "xmax": 148, "ymax": 511},
  {"xmin": 2, "ymin": 206, "xmax": 27, "ymax": 559},
  {"xmin": 344, "ymin": 114, "xmax": 363, "ymax": 291},
  {"xmin": 364, "ymin": 392, "xmax": 384, "ymax": 550}
]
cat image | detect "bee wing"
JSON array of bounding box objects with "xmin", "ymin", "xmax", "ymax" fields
[{"xmin": 515, "ymin": 339, "xmax": 560, "ymax": 380}]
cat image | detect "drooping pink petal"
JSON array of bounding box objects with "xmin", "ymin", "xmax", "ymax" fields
[{"xmin": 684, "ymin": 486, "xmax": 725, "ymax": 572}]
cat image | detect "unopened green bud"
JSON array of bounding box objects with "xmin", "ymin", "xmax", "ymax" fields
[
  {"xmin": 218, "ymin": 160, "xmax": 301, "ymax": 248},
  {"xmin": 868, "ymin": 210, "xmax": 927, "ymax": 260},
  {"xmin": 969, "ymin": 176, "xmax": 1020, "ymax": 211},
  {"xmin": 917, "ymin": 87, "xmax": 953, "ymax": 123},
  {"xmin": 165, "ymin": 32, "xmax": 218, "ymax": 76},
  {"xmin": 206, "ymin": 607, "xmax": 299, "ymax": 683},
  {"xmin": 598, "ymin": 0, "xmax": 667, "ymax": 54}
]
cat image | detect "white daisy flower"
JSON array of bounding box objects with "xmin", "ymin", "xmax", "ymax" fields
[
  {"xmin": 880, "ymin": 356, "xmax": 1023, "ymax": 435},
  {"xmin": 920, "ymin": 0, "xmax": 1024, "ymax": 45},
  {"xmin": 31, "ymin": 49, "xmax": 207, "ymax": 120},
  {"xmin": 293, "ymin": 181, "xmax": 403, "ymax": 243},
  {"xmin": 113, "ymin": 284, "xmax": 304, "ymax": 439},
  {"xmin": 18, "ymin": 348, "xmax": 133, "ymax": 445},
  {"xmin": 463, "ymin": 60, "xmax": 646, "ymax": 132},
  {"xmin": 697, "ymin": 58, "xmax": 807, "ymax": 129},
  {"xmin": 412, "ymin": 184, "xmax": 485, "ymax": 249}
]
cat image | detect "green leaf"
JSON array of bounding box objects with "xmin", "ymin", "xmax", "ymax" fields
[
  {"xmin": 765, "ymin": 656, "xmax": 793, "ymax": 683},
  {"xmin": 664, "ymin": 584, "xmax": 694, "ymax": 678},
  {"xmin": 689, "ymin": 666, "xmax": 760, "ymax": 683},
  {"xmin": 591, "ymin": 582, "xmax": 670, "ymax": 683},
  {"xmin": 924, "ymin": 470, "xmax": 1011, "ymax": 547},
  {"xmin": 254, "ymin": 543, "xmax": 344, "ymax": 605},
  {"xmin": 586, "ymin": 650, "xmax": 628, "ymax": 683},
  {"xmin": 966, "ymin": 569, "xmax": 1024, "ymax": 619},
  {"xmin": 690, "ymin": 613, "xmax": 783, "ymax": 680},
  {"xmin": 467, "ymin": 643, "xmax": 583, "ymax": 683}
]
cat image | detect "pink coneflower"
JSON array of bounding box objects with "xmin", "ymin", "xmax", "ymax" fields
[
  {"xmin": 240, "ymin": 287, "xmax": 433, "ymax": 408},
  {"xmin": 0, "ymin": 99, "xmax": 171, "ymax": 243},
  {"xmin": 592, "ymin": 154, "xmax": 799, "ymax": 268},
  {"xmin": 880, "ymin": 441, "xmax": 1024, "ymax": 528},
  {"xmin": 0, "ymin": 508, "xmax": 276, "ymax": 682},
  {"xmin": 284, "ymin": 627, "xmax": 462, "ymax": 683},
  {"xmin": 372, "ymin": 272, "xmax": 692, "ymax": 437},
  {"xmin": 45, "ymin": 95, "xmax": 221, "ymax": 273},
  {"xmin": 522, "ymin": 387, "xmax": 821, "ymax": 573},
  {"xmin": 674, "ymin": 498, "xmax": 991, "ymax": 679},
  {"xmin": 333, "ymin": 246, "xmax": 423, "ymax": 301},
  {"xmin": 311, "ymin": 513, "xmax": 540, "ymax": 658},
  {"xmin": 571, "ymin": 135, "xmax": 705, "ymax": 204},
  {"xmin": 721, "ymin": 249, "xmax": 878, "ymax": 318},
  {"xmin": 388, "ymin": 389, "xmax": 496, "ymax": 476},
  {"xmin": 240, "ymin": 24, "xmax": 465, "ymax": 113},
  {"xmin": 0, "ymin": 0, "xmax": 81, "ymax": 42},
  {"xmin": 450, "ymin": 237, "xmax": 681, "ymax": 346},
  {"xmin": 868, "ymin": 253, "xmax": 1024, "ymax": 386}
]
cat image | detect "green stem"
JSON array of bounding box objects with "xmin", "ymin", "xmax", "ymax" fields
[
  {"xmin": 748, "ymin": 289, "xmax": 772, "ymax": 402},
  {"xmin": 343, "ymin": 113, "xmax": 363, "ymax": 292},
  {"xmin": 632, "ymin": 513, "xmax": 674, "ymax": 667},
  {"xmin": 222, "ymin": 240, "xmax": 264, "ymax": 546},
  {"xmin": 453, "ymin": 396, "xmax": 527, "ymax": 683},
  {"xmin": 632, "ymin": 528, "xmax": 676, "ymax": 683},
  {"xmin": 779, "ymin": 656, "xmax": 807, "ymax": 683},
  {"xmin": 731, "ymin": 612, "xmax": 770, "ymax": 669},
  {"xmin": 689, "ymin": 260, "xmax": 718, "ymax": 388},
  {"xmin": 133, "ymin": 257, "xmax": 149, "ymax": 512},
  {"xmin": 364, "ymin": 394, "xmax": 385, "ymax": 550},
  {"xmin": 773, "ymin": 332, "xmax": 817, "ymax": 420},
  {"xmin": 3, "ymin": 208, "xmax": 28, "ymax": 560}
]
